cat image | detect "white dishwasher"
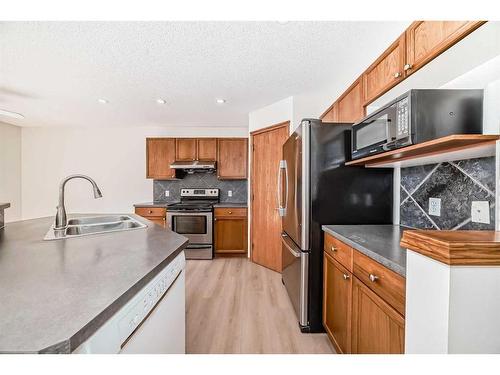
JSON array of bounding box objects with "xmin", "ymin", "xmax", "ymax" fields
[{"xmin": 74, "ymin": 251, "xmax": 186, "ymax": 354}]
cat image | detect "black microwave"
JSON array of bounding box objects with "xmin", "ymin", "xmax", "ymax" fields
[{"xmin": 351, "ymin": 89, "xmax": 483, "ymax": 160}]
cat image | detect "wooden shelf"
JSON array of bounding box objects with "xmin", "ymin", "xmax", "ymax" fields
[{"xmin": 346, "ymin": 135, "xmax": 500, "ymax": 168}]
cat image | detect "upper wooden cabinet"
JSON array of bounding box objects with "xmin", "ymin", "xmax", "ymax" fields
[
  {"xmin": 175, "ymin": 138, "xmax": 197, "ymax": 161},
  {"xmin": 197, "ymin": 138, "xmax": 217, "ymax": 161},
  {"xmin": 217, "ymin": 138, "xmax": 248, "ymax": 179},
  {"xmin": 405, "ymin": 21, "xmax": 485, "ymax": 76},
  {"xmin": 321, "ymin": 102, "xmax": 339, "ymax": 123},
  {"xmin": 323, "ymin": 252, "xmax": 352, "ymax": 354},
  {"xmin": 146, "ymin": 138, "xmax": 176, "ymax": 179},
  {"xmin": 363, "ymin": 34, "xmax": 406, "ymax": 105},
  {"xmin": 338, "ymin": 79, "xmax": 365, "ymax": 123}
]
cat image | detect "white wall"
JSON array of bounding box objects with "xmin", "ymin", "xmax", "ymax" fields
[
  {"xmin": 21, "ymin": 125, "xmax": 247, "ymax": 220},
  {"xmin": 0, "ymin": 122, "xmax": 22, "ymax": 222},
  {"xmin": 248, "ymin": 96, "xmax": 294, "ymax": 133}
]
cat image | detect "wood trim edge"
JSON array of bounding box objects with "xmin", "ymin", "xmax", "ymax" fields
[{"xmin": 250, "ymin": 121, "xmax": 290, "ymax": 136}]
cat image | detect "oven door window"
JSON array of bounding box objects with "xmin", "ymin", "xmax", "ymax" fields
[{"xmin": 173, "ymin": 216, "xmax": 207, "ymax": 234}]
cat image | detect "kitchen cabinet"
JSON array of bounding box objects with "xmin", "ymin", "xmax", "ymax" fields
[
  {"xmin": 321, "ymin": 102, "xmax": 339, "ymax": 123},
  {"xmin": 146, "ymin": 138, "xmax": 176, "ymax": 180},
  {"xmin": 323, "ymin": 252, "xmax": 352, "ymax": 354},
  {"xmin": 217, "ymin": 138, "xmax": 248, "ymax": 179},
  {"xmin": 135, "ymin": 207, "xmax": 167, "ymax": 227},
  {"xmin": 351, "ymin": 276, "xmax": 405, "ymax": 354},
  {"xmin": 363, "ymin": 34, "xmax": 406, "ymax": 105},
  {"xmin": 176, "ymin": 138, "xmax": 217, "ymax": 161},
  {"xmin": 214, "ymin": 207, "xmax": 248, "ymax": 255},
  {"xmin": 197, "ymin": 138, "xmax": 217, "ymax": 161},
  {"xmin": 337, "ymin": 79, "xmax": 365, "ymax": 123},
  {"xmin": 175, "ymin": 138, "xmax": 197, "ymax": 161},
  {"xmin": 322, "ymin": 232, "xmax": 405, "ymax": 354},
  {"xmin": 405, "ymin": 21, "xmax": 485, "ymax": 77}
]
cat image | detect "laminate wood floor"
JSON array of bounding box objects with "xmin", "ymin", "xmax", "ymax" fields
[{"xmin": 186, "ymin": 257, "xmax": 335, "ymax": 354}]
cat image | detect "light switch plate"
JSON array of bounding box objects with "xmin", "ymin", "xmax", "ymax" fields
[
  {"xmin": 228, "ymin": 190, "xmax": 233, "ymax": 197},
  {"xmin": 165, "ymin": 190, "xmax": 170, "ymax": 197},
  {"xmin": 471, "ymin": 201, "xmax": 490, "ymax": 224},
  {"xmin": 428, "ymin": 197, "xmax": 441, "ymax": 216}
]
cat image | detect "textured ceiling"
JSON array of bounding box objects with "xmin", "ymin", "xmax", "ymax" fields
[{"xmin": 0, "ymin": 21, "xmax": 408, "ymax": 128}]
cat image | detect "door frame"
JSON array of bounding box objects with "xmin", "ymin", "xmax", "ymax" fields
[{"xmin": 249, "ymin": 120, "xmax": 290, "ymax": 266}]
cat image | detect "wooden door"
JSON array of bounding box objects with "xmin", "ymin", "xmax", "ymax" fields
[
  {"xmin": 323, "ymin": 252, "xmax": 352, "ymax": 353},
  {"xmin": 197, "ymin": 138, "xmax": 217, "ymax": 160},
  {"xmin": 217, "ymin": 138, "xmax": 248, "ymax": 179},
  {"xmin": 351, "ymin": 277, "xmax": 405, "ymax": 354},
  {"xmin": 250, "ymin": 122, "xmax": 289, "ymax": 272},
  {"xmin": 146, "ymin": 138, "xmax": 176, "ymax": 179},
  {"xmin": 214, "ymin": 216, "xmax": 248, "ymax": 255},
  {"xmin": 363, "ymin": 34, "xmax": 406, "ymax": 105},
  {"xmin": 175, "ymin": 138, "xmax": 197, "ymax": 161},
  {"xmin": 338, "ymin": 79, "xmax": 364, "ymax": 123},
  {"xmin": 405, "ymin": 21, "xmax": 485, "ymax": 76}
]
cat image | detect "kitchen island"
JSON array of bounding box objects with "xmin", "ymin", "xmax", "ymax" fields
[{"xmin": 0, "ymin": 214, "xmax": 188, "ymax": 353}]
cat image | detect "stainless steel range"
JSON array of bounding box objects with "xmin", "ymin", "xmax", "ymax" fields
[{"xmin": 166, "ymin": 188, "xmax": 219, "ymax": 260}]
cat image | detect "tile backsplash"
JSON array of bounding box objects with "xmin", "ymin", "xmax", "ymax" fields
[
  {"xmin": 400, "ymin": 156, "xmax": 496, "ymax": 230},
  {"xmin": 153, "ymin": 173, "xmax": 247, "ymax": 203}
]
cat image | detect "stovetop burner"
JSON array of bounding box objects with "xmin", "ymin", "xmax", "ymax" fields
[{"xmin": 167, "ymin": 188, "xmax": 220, "ymax": 212}]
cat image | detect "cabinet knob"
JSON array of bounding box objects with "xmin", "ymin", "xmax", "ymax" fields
[
  {"xmin": 404, "ymin": 63, "xmax": 413, "ymax": 71},
  {"xmin": 214, "ymin": 218, "xmax": 217, "ymax": 221},
  {"xmin": 393, "ymin": 72, "xmax": 402, "ymax": 79},
  {"xmin": 369, "ymin": 274, "xmax": 379, "ymax": 282},
  {"xmin": 228, "ymin": 211, "xmax": 232, "ymax": 214},
  {"xmin": 343, "ymin": 274, "xmax": 350, "ymax": 280},
  {"xmin": 330, "ymin": 246, "xmax": 337, "ymax": 252},
  {"xmin": 148, "ymin": 210, "xmax": 153, "ymax": 214}
]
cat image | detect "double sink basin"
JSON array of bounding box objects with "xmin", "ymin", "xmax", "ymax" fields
[{"xmin": 44, "ymin": 215, "xmax": 147, "ymax": 240}]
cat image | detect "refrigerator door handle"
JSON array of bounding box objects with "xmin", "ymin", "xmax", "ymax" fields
[
  {"xmin": 277, "ymin": 160, "xmax": 287, "ymax": 217},
  {"xmin": 281, "ymin": 233, "xmax": 300, "ymax": 257}
]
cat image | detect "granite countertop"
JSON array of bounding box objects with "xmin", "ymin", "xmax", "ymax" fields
[
  {"xmin": 0, "ymin": 214, "xmax": 188, "ymax": 353},
  {"xmin": 213, "ymin": 202, "xmax": 247, "ymax": 208},
  {"xmin": 0, "ymin": 203, "xmax": 10, "ymax": 209},
  {"xmin": 133, "ymin": 201, "xmax": 176, "ymax": 208},
  {"xmin": 322, "ymin": 225, "xmax": 406, "ymax": 277}
]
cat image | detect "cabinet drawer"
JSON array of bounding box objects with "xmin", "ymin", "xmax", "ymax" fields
[
  {"xmin": 353, "ymin": 251, "xmax": 405, "ymax": 316},
  {"xmin": 214, "ymin": 207, "xmax": 247, "ymax": 217},
  {"xmin": 324, "ymin": 233, "xmax": 353, "ymax": 271},
  {"xmin": 135, "ymin": 207, "xmax": 166, "ymax": 218}
]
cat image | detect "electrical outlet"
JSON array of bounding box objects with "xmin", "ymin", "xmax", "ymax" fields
[
  {"xmin": 165, "ymin": 190, "xmax": 170, "ymax": 197},
  {"xmin": 228, "ymin": 190, "xmax": 233, "ymax": 197},
  {"xmin": 428, "ymin": 198, "xmax": 441, "ymax": 216},
  {"xmin": 471, "ymin": 201, "xmax": 490, "ymax": 224}
]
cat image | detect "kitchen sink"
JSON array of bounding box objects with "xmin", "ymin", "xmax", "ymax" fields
[{"xmin": 44, "ymin": 215, "xmax": 147, "ymax": 240}]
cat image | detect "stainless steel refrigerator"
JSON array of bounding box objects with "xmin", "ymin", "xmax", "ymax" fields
[{"xmin": 279, "ymin": 119, "xmax": 393, "ymax": 332}]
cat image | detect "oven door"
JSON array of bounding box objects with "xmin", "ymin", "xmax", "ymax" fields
[
  {"xmin": 166, "ymin": 211, "xmax": 212, "ymax": 244},
  {"xmin": 352, "ymin": 102, "xmax": 398, "ymax": 160}
]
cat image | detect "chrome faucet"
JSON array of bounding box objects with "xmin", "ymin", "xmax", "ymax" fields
[{"xmin": 54, "ymin": 174, "xmax": 103, "ymax": 230}]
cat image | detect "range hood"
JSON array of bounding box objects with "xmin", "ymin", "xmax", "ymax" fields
[{"xmin": 170, "ymin": 160, "xmax": 216, "ymax": 172}]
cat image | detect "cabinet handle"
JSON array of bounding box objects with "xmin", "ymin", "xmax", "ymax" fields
[
  {"xmin": 369, "ymin": 274, "xmax": 379, "ymax": 282},
  {"xmin": 393, "ymin": 72, "xmax": 402, "ymax": 78},
  {"xmin": 214, "ymin": 218, "xmax": 217, "ymax": 221},
  {"xmin": 343, "ymin": 274, "xmax": 350, "ymax": 280},
  {"xmin": 228, "ymin": 211, "xmax": 232, "ymax": 214},
  {"xmin": 330, "ymin": 246, "xmax": 337, "ymax": 252},
  {"xmin": 148, "ymin": 210, "xmax": 153, "ymax": 214},
  {"xmin": 404, "ymin": 63, "xmax": 413, "ymax": 71}
]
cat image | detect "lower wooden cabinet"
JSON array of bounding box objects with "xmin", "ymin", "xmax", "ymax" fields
[
  {"xmin": 134, "ymin": 207, "xmax": 166, "ymax": 228},
  {"xmin": 214, "ymin": 207, "xmax": 248, "ymax": 255},
  {"xmin": 323, "ymin": 252, "xmax": 352, "ymax": 353},
  {"xmin": 351, "ymin": 276, "xmax": 405, "ymax": 354}
]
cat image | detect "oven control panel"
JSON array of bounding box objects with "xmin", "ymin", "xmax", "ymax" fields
[{"xmin": 180, "ymin": 188, "xmax": 219, "ymax": 197}]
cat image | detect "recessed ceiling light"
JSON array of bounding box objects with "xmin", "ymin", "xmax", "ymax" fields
[
  {"xmin": 215, "ymin": 98, "xmax": 226, "ymax": 104},
  {"xmin": 156, "ymin": 99, "xmax": 167, "ymax": 104},
  {"xmin": 97, "ymin": 98, "xmax": 108, "ymax": 104},
  {"xmin": 0, "ymin": 108, "xmax": 25, "ymax": 119}
]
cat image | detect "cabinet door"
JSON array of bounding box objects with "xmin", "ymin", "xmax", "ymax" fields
[
  {"xmin": 175, "ymin": 138, "xmax": 197, "ymax": 161},
  {"xmin": 197, "ymin": 138, "xmax": 217, "ymax": 161},
  {"xmin": 363, "ymin": 34, "xmax": 405, "ymax": 105},
  {"xmin": 321, "ymin": 102, "xmax": 339, "ymax": 122},
  {"xmin": 214, "ymin": 216, "xmax": 248, "ymax": 254},
  {"xmin": 351, "ymin": 277, "xmax": 405, "ymax": 354},
  {"xmin": 217, "ymin": 138, "xmax": 248, "ymax": 179},
  {"xmin": 405, "ymin": 21, "xmax": 485, "ymax": 76},
  {"xmin": 146, "ymin": 138, "xmax": 176, "ymax": 179},
  {"xmin": 338, "ymin": 79, "xmax": 364, "ymax": 123},
  {"xmin": 323, "ymin": 252, "xmax": 352, "ymax": 353}
]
